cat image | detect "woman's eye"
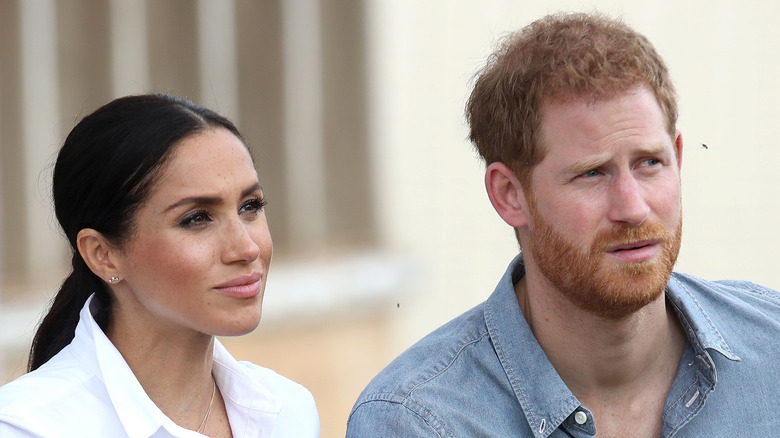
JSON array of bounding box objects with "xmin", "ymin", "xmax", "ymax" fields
[
  {"xmin": 179, "ymin": 211, "xmax": 212, "ymax": 228},
  {"xmin": 239, "ymin": 198, "xmax": 267, "ymax": 216}
]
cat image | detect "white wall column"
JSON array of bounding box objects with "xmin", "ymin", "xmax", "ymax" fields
[
  {"xmin": 197, "ymin": 0, "xmax": 239, "ymax": 119},
  {"xmin": 110, "ymin": 0, "xmax": 149, "ymax": 97},
  {"xmin": 20, "ymin": 0, "xmax": 64, "ymax": 280},
  {"xmin": 281, "ymin": 0, "xmax": 325, "ymax": 250}
]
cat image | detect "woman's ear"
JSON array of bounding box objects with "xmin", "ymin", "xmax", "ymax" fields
[
  {"xmin": 485, "ymin": 162, "xmax": 531, "ymax": 228},
  {"xmin": 76, "ymin": 229, "xmax": 120, "ymax": 284}
]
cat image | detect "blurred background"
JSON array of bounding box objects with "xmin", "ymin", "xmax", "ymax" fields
[{"xmin": 1, "ymin": 1, "xmax": 779, "ymax": 436}]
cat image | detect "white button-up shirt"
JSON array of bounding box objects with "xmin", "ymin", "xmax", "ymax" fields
[{"xmin": 0, "ymin": 296, "xmax": 319, "ymax": 437}]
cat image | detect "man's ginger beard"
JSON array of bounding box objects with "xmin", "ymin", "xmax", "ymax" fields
[{"xmin": 524, "ymin": 191, "xmax": 682, "ymax": 320}]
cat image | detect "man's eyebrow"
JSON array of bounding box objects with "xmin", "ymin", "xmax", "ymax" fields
[
  {"xmin": 565, "ymin": 156, "xmax": 609, "ymax": 176},
  {"xmin": 164, "ymin": 182, "xmax": 262, "ymax": 212},
  {"xmin": 564, "ymin": 144, "xmax": 669, "ymax": 176},
  {"xmin": 635, "ymin": 143, "xmax": 668, "ymax": 156}
]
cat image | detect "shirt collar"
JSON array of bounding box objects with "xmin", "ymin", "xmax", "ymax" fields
[
  {"xmin": 78, "ymin": 295, "xmax": 283, "ymax": 438},
  {"xmin": 211, "ymin": 341, "xmax": 282, "ymax": 437},
  {"xmin": 483, "ymin": 255, "xmax": 581, "ymax": 438},
  {"xmin": 666, "ymin": 274, "xmax": 740, "ymax": 361},
  {"xmin": 483, "ymin": 255, "xmax": 740, "ymax": 438},
  {"xmin": 81, "ymin": 295, "xmax": 183, "ymax": 437}
]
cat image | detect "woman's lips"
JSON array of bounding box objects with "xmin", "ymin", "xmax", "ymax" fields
[{"xmin": 214, "ymin": 272, "xmax": 263, "ymax": 298}]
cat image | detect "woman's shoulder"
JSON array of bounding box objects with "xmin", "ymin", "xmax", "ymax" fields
[
  {"xmin": 0, "ymin": 348, "xmax": 117, "ymax": 436},
  {"xmin": 0, "ymin": 346, "xmax": 92, "ymax": 403}
]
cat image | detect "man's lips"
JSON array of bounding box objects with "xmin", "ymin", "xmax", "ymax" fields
[
  {"xmin": 605, "ymin": 239, "xmax": 661, "ymax": 262},
  {"xmin": 606, "ymin": 239, "xmax": 659, "ymax": 253}
]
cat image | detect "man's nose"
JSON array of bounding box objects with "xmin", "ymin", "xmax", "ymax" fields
[{"xmin": 607, "ymin": 172, "xmax": 650, "ymax": 226}]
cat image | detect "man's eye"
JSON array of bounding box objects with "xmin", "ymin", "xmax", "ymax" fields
[{"xmin": 583, "ymin": 169, "xmax": 600, "ymax": 177}]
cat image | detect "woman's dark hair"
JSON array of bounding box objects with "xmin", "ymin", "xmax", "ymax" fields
[{"xmin": 28, "ymin": 94, "xmax": 244, "ymax": 371}]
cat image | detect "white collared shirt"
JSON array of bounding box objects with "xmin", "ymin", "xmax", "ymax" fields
[{"xmin": 0, "ymin": 296, "xmax": 319, "ymax": 437}]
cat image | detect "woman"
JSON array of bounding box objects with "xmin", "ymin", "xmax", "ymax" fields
[{"xmin": 0, "ymin": 94, "xmax": 319, "ymax": 437}]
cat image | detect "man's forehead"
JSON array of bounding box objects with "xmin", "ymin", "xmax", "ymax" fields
[
  {"xmin": 540, "ymin": 85, "xmax": 649, "ymax": 113},
  {"xmin": 535, "ymin": 89, "xmax": 674, "ymax": 163}
]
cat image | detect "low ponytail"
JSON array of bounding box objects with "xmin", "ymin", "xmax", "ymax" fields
[{"xmin": 27, "ymin": 253, "xmax": 109, "ymax": 371}]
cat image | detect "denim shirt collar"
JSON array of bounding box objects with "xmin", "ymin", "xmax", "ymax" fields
[
  {"xmin": 483, "ymin": 254, "xmax": 740, "ymax": 438},
  {"xmin": 484, "ymin": 254, "xmax": 582, "ymax": 437},
  {"xmin": 666, "ymin": 274, "xmax": 740, "ymax": 362}
]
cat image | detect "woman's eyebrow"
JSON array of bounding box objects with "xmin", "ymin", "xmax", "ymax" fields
[{"xmin": 164, "ymin": 182, "xmax": 262, "ymax": 212}]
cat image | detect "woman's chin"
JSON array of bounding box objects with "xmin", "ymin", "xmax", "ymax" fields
[{"xmin": 213, "ymin": 308, "xmax": 263, "ymax": 337}]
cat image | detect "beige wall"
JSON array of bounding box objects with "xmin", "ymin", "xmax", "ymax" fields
[
  {"xmin": 366, "ymin": 0, "xmax": 780, "ymax": 344},
  {"xmin": 2, "ymin": 1, "xmax": 779, "ymax": 437}
]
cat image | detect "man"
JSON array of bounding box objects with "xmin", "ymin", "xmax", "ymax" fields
[{"xmin": 347, "ymin": 12, "xmax": 780, "ymax": 437}]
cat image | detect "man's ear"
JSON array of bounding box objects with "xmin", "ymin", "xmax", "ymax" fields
[
  {"xmin": 76, "ymin": 228, "xmax": 121, "ymax": 284},
  {"xmin": 485, "ymin": 162, "xmax": 530, "ymax": 228},
  {"xmin": 674, "ymin": 129, "xmax": 683, "ymax": 170}
]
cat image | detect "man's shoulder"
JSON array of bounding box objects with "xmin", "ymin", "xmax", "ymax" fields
[
  {"xmin": 665, "ymin": 273, "xmax": 780, "ymax": 434},
  {"xmin": 348, "ymin": 256, "xmax": 535, "ymax": 437},
  {"xmin": 356, "ymin": 303, "xmax": 490, "ymax": 400},
  {"xmin": 347, "ymin": 301, "xmax": 513, "ymax": 436},
  {"xmin": 669, "ymin": 271, "xmax": 780, "ymax": 308},
  {"xmin": 668, "ymin": 271, "xmax": 780, "ymax": 344}
]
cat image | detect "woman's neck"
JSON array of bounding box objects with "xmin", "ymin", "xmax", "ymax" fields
[{"xmin": 107, "ymin": 307, "xmax": 217, "ymax": 431}]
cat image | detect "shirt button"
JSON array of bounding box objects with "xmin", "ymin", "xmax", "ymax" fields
[{"xmin": 574, "ymin": 411, "xmax": 588, "ymax": 425}]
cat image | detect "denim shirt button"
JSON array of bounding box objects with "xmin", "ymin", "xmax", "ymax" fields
[{"xmin": 574, "ymin": 411, "xmax": 588, "ymax": 425}]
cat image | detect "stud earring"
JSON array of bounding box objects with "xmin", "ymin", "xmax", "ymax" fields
[{"xmin": 108, "ymin": 276, "xmax": 119, "ymax": 283}]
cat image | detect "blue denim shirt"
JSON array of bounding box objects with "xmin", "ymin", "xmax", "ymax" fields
[{"xmin": 347, "ymin": 255, "xmax": 780, "ymax": 437}]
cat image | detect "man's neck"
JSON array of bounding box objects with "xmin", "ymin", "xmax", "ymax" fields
[{"xmin": 516, "ymin": 273, "xmax": 687, "ymax": 435}]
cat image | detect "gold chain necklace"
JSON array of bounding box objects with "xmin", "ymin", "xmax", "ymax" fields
[{"xmin": 196, "ymin": 378, "xmax": 216, "ymax": 434}]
